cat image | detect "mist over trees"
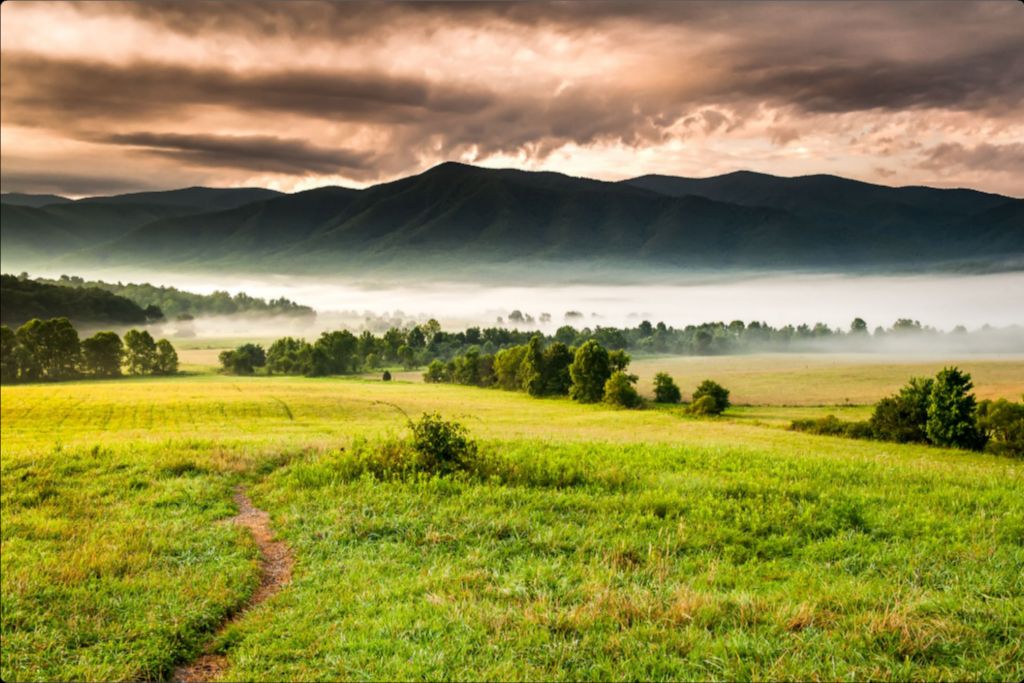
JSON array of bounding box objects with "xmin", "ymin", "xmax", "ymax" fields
[
  {"xmin": 1, "ymin": 274, "xmax": 160, "ymax": 326},
  {"xmin": 36, "ymin": 274, "xmax": 315, "ymax": 320}
]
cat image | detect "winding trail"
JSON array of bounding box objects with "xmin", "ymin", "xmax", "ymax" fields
[{"xmin": 173, "ymin": 488, "xmax": 293, "ymax": 683}]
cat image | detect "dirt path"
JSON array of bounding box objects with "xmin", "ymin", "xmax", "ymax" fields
[{"xmin": 172, "ymin": 488, "xmax": 293, "ymax": 683}]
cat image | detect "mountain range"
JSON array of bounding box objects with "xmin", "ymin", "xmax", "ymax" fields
[{"xmin": 2, "ymin": 163, "xmax": 1021, "ymax": 276}]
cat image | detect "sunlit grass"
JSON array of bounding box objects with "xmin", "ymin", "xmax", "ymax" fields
[{"xmin": 2, "ymin": 366, "xmax": 1022, "ymax": 681}]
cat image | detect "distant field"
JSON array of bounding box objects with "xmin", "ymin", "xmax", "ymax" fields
[
  {"xmin": 2, "ymin": 370, "xmax": 1022, "ymax": 681},
  {"xmin": 633, "ymin": 353, "xmax": 1024, "ymax": 405},
  {"xmin": 183, "ymin": 350, "xmax": 1024, "ymax": 406}
]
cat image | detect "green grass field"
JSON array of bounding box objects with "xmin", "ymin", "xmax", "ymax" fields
[{"xmin": 2, "ymin": 355, "xmax": 1023, "ymax": 681}]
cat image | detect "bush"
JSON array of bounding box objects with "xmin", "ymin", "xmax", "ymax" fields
[
  {"xmin": 691, "ymin": 380, "xmax": 730, "ymax": 414},
  {"xmin": 869, "ymin": 377, "xmax": 932, "ymax": 443},
  {"xmin": 688, "ymin": 395, "xmax": 719, "ymax": 415},
  {"xmin": 977, "ymin": 398, "xmax": 1024, "ymax": 457},
  {"xmin": 382, "ymin": 370, "xmax": 392, "ymax": 381},
  {"xmin": 408, "ymin": 412, "xmax": 478, "ymax": 475},
  {"xmin": 791, "ymin": 415, "xmax": 873, "ymax": 439},
  {"xmin": 422, "ymin": 359, "xmax": 448, "ymax": 383},
  {"xmin": 653, "ymin": 372, "xmax": 681, "ymax": 403},
  {"xmin": 603, "ymin": 371, "xmax": 642, "ymax": 408},
  {"xmin": 927, "ymin": 367, "xmax": 985, "ymax": 451},
  {"xmin": 219, "ymin": 343, "xmax": 266, "ymax": 375}
]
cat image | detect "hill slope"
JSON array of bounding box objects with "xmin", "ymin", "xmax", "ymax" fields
[
  {"xmin": 0, "ymin": 274, "xmax": 151, "ymax": 326},
  {"xmin": 2, "ymin": 164, "xmax": 1021, "ymax": 274},
  {"xmin": 0, "ymin": 193, "xmax": 73, "ymax": 208}
]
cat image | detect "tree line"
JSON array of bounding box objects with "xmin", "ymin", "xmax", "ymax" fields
[
  {"xmin": 32, "ymin": 273, "xmax": 315, "ymax": 320},
  {"xmin": 0, "ymin": 318, "xmax": 178, "ymax": 383},
  {"xmin": 220, "ymin": 316, "xmax": 1020, "ymax": 378},
  {"xmin": 791, "ymin": 367, "xmax": 1023, "ymax": 457},
  {"xmin": 424, "ymin": 336, "xmax": 734, "ymax": 415},
  {"xmin": 1, "ymin": 274, "xmax": 165, "ymax": 327}
]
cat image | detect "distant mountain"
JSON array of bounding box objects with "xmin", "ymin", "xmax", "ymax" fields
[
  {"xmin": 76, "ymin": 186, "xmax": 283, "ymax": 211},
  {"xmin": 1, "ymin": 193, "xmax": 73, "ymax": 208},
  {"xmin": 0, "ymin": 186, "xmax": 285, "ymax": 262},
  {"xmin": 1, "ymin": 164, "xmax": 1020, "ymax": 275}
]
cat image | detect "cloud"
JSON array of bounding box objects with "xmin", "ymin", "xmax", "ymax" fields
[
  {"xmin": 99, "ymin": 132, "xmax": 375, "ymax": 175},
  {"xmin": 918, "ymin": 142, "xmax": 1024, "ymax": 175},
  {"xmin": 0, "ymin": 170, "xmax": 160, "ymax": 196},
  {"xmin": 0, "ymin": 53, "xmax": 492, "ymax": 128},
  {"xmin": 2, "ymin": 1, "xmax": 1022, "ymax": 194}
]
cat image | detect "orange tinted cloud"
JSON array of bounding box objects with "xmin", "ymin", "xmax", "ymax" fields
[{"xmin": 1, "ymin": 1, "xmax": 1021, "ymax": 196}]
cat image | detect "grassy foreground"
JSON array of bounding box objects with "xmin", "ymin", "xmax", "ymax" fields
[{"xmin": 2, "ymin": 368, "xmax": 1023, "ymax": 681}]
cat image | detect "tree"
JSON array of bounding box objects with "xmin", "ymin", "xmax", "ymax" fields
[
  {"xmin": 569, "ymin": 340, "xmax": 611, "ymax": 403},
  {"xmin": 405, "ymin": 326, "xmax": 426, "ymax": 350},
  {"xmin": 603, "ymin": 371, "xmax": 642, "ymax": 408},
  {"xmin": 154, "ymin": 339, "xmax": 178, "ymax": 375},
  {"xmin": 453, "ymin": 349, "xmax": 481, "ymax": 386},
  {"xmin": 608, "ymin": 349, "xmax": 631, "ymax": 372},
  {"xmin": 850, "ymin": 317, "xmax": 868, "ymax": 335},
  {"xmin": 266, "ymin": 337, "xmax": 313, "ymax": 375},
  {"xmin": 976, "ymin": 399, "xmax": 1024, "ymax": 457},
  {"xmin": 1, "ymin": 325, "xmax": 19, "ymax": 382},
  {"xmin": 81, "ymin": 331, "xmax": 123, "ymax": 377},
  {"xmin": 519, "ymin": 336, "xmax": 546, "ymax": 396},
  {"xmin": 926, "ymin": 367, "xmax": 984, "ymax": 450},
  {"xmin": 219, "ymin": 343, "xmax": 265, "ymax": 375},
  {"xmin": 13, "ymin": 320, "xmax": 43, "ymax": 381},
  {"xmin": 653, "ymin": 372, "xmax": 681, "ymax": 403},
  {"xmin": 357, "ymin": 330, "xmax": 378, "ymax": 362},
  {"xmin": 123, "ymin": 329, "xmax": 158, "ymax": 375},
  {"xmin": 16, "ymin": 317, "xmax": 80, "ymax": 380},
  {"xmin": 144, "ymin": 304, "xmax": 165, "ymax": 321},
  {"xmin": 541, "ymin": 342, "xmax": 573, "ymax": 396},
  {"xmin": 692, "ymin": 379, "xmax": 730, "ymax": 415},
  {"xmin": 398, "ymin": 344, "xmax": 416, "ymax": 370},
  {"xmin": 311, "ymin": 330, "xmax": 358, "ymax": 375},
  {"xmin": 423, "ymin": 359, "xmax": 448, "ymax": 383},
  {"xmin": 869, "ymin": 377, "xmax": 932, "ymax": 443},
  {"xmin": 494, "ymin": 345, "xmax": 527, "ymax": 390}
]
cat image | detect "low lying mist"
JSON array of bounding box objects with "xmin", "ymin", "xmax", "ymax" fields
[{"xmin": 37, "ymin": 267, "xmax": 1024, "ymax": 354}]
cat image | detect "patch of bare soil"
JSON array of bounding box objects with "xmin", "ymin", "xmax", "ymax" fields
[{"xmin": 172, "ymin": 488, "xmax": 293, "ymax": 683}]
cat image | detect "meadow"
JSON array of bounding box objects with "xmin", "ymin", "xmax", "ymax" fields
[{"xmin": 2, "ymin": 355, "xmax": 1023, "ymax": 681}]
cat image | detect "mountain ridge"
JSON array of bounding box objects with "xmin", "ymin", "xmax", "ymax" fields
[{"xmin": 2, "ymin": 163, "xmax": 1020, "ymax": 274}]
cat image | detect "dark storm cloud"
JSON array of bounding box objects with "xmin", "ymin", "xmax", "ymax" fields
[
  {"xmin": 3, "ymin": 1, "xmax": 1022, "ymax": 193},
  {"xmin": 716, "ymin": 46, "xmax": 1024, "ymax": 115},
  {"xmin": 0, "ymin": 170, "xmax": 159, "ymax": 196},
  {"xmin": 0, "ymin": 54, "xmax": 491, "ymax": 128},
  {"xmin": 100, "ymin": 132, "xmax": 375, "ymax": 175}
]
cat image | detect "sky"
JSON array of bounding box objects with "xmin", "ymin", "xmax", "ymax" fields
[{"xmin": 1, "ymin": 1, "xmax": 1022, "ymax": 197}]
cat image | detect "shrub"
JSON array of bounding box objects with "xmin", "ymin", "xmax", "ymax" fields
[
  {"xmin": 603, "ymin": 371, "xmax": 642, "ymax": 408},
  {"xmin": 927, "ymin": 367, "xmax": 985, "ymax": 451},
  {"xmin": 422, "ymin": 359, "xmax": 448, "ymax": 383},
  {"xmin": 977, "ymin": 398, "xmax": 1023, "ymax": 457},
  {"xmin": 382, "ymin": 370, "xmax": 392, "ymax": 381},
  {"xmin": 791, "ymin": 415, "xmax": 872, "ymax": 439},
  {"xmin": 653, "ymin": 372, "xmax": 681, "ymax": 403},
  {"xmin": 408, "ymin": 412, "xmax": 478, "ymax": 475},
  {"xmin": 692, "ymin": 380, "xmax": 730, "ymax": 414},
  {"xmin": 688, "ymin": 395, "xmax": 719, "ymax": 416},
  {"xmin": 869, "ymin": 377, "xmax": 932, "ymax": 443}
]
